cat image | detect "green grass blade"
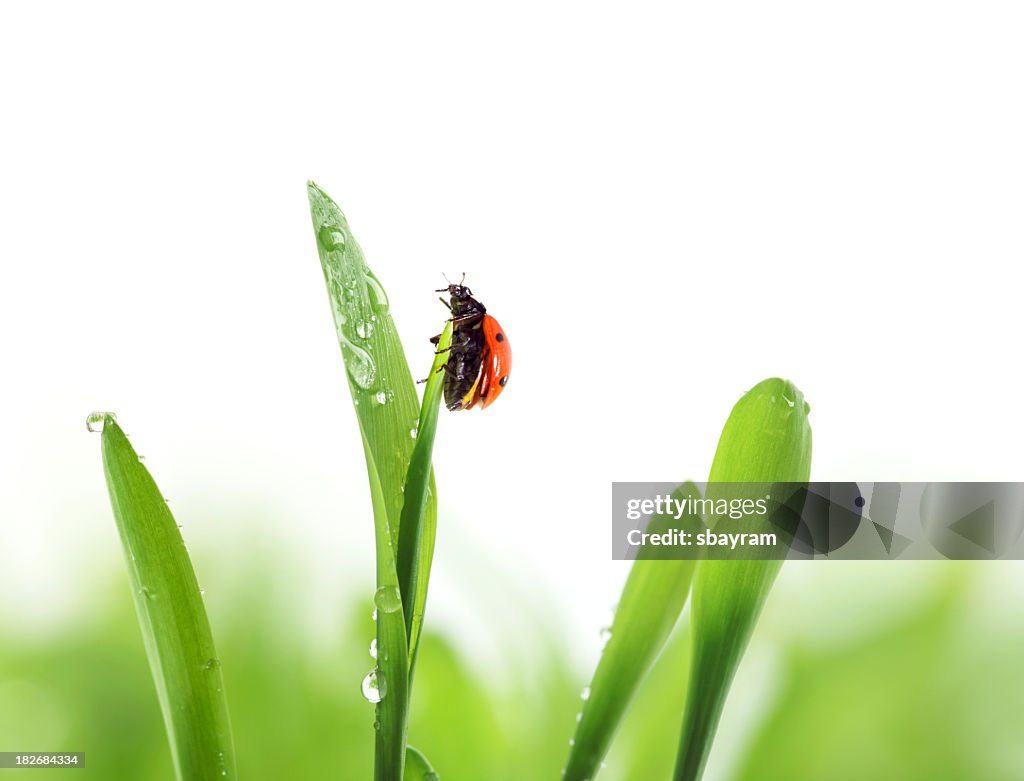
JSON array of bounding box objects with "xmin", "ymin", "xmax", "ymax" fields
[
  {"xmin": 307, "ymin": 181, "xmax": 435, "ymax": 556},
  {"xmin": 309, "ymin": 182, "xmax": 435, "ymax": 780},
  {"xmin": 363, "ymin": 436, "xmax": 411, "ymax": 781},
  {"xmin": 404, "ymin": 746, "xmax": 439, "ymax": 780},
  {"xmin": 563, "ymin": 482, "xmax": 702, "ymax": 781},
  {"xmin": 674, "ymin": 378, "xmax": 812, "ymax": 781},
  {"xmin": 98, "ymin": 416, "xmax": 235, "ymax": 781},
  {"xmin": 398, "ymin": 320, "xmax": 452, "ymax": 662}
]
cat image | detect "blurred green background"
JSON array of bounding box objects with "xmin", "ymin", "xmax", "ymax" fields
[{"xmin": 3, "ymin": 529, "xmax": 1023, "ymax": 780}]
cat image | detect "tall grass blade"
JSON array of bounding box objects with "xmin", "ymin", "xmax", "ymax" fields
[
  {"xmin": 674, "ymin": 378, "xmax": 812, "ymax": 781},
  {"xmin": 398, "ymin": 320, "xmax": 452, "ymax": 663},
  {"xmin": 563, "ymin": 482, "xmax": 703, "ymax": 780},
  {"xmin": 98, "ymin": 416, "xmax": 235, "ymax": 781},
  {"xmin": 308, "ymin": 182, "xmax": 438, "ymax": 778},
  {"xmin": 364, "ymin": 435, "xmax": 410, "ymax": 780}
]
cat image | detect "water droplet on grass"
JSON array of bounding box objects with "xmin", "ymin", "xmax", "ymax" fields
[
  {"xmin": 374, "ymin": 586, "xmax": 401, "ymax": 613},
  {"xmin": 369, "ymin": 638, "xmax": 377, "ymax": 660},
  {"xmin": 342, "ymin": 341, "xmax": 376, "ymax": 389},
  {"xmin": 317, "ymin": 225, "xmax": 347, "ymax": 251},
  {"xmin": 409, "ymin": 427, "xmax": 418, "ymax": 439},
  {"xmin": 365, "ymin": 273, "xmax": 390, "ymax": 311},
  {"xmin": 355, "ymin": 321, "xmax": 374, "ymax": 339},
  {"xmin": 86, "ymin": 411, "xmax": 115, "ymax": 433},
  {"xmin": 375, "ymin": 391, "xmax": 387, "ymax": 405},
  {"xmin": 580, "ymin": 685, "xmax": 591, "ymax": 701},
  {"xmin": 361, "ymin": 668, "xmax": 387, "ymax": 703}
]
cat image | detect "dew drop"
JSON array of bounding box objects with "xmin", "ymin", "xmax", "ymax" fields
[
  {"xmin": 580, "ymin": 686, "xmax": 591, "ymax": 701},
  {"xmin": 317, "ymin": 224, "xmax": 347, "ymax": 251},
  {"xmin": 372, "ymin": 608, "xmax": 378, "ymax": 621},
  {"xmin": 364, "ymin": 273, "xmax": 390, "ymax": 311},
  {"xmin": 138, "ymin": 455, "xmax": 146, "ymax": 463},
  {"xmin": 200, "ymin": 588, "xmax": 206, "ymax": 596},
  {"xmin": 409, "ymin": 427, "xmax": 418, "ymax": 439},
  {"xmin": 373, "ymin": 719, "xmax": 381, "ymax": 732},
  {"xmin": 361, "ymin": 668, "xmax": 387, "ymax": 703},
  {"xmin": 569, "ymin": 738, "xmax": 575, "ymax": 746},
  {"xmin": 203, "ymin": 658, "xmax": 220, "ymax": 671},
  {"xmin": 355, "ymin": 320, "xmax": 374, "ymax": 339},
  {"xmin": 576, "ymin": 712, "xmax": 582, "ymax": 722},
  {"xmin": 86, "ymin": 411, "xmax": 115, "ymax": 433},
  {"xmin": 139, "ymin": 586, "xmax": 155, "ymax": 600},
  {"xmin": 374, "ymin": 586, "xmax": 401, "ymax": 613},
  {"xmin": 343, "ymin": 341, "xmax": 377, "ymax": 389},
  {"xmin": 369, "ymin": 638, "xmax": 377, "ymax": 660},
  {"xmin": 599, "ymin": 626, "xmax": 612, "ymax": 644},
  {"xmin": 375, "ymin": 391, "xmax": 387, "ymax": 406}
]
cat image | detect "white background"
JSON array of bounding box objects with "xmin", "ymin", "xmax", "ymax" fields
[{"xmin": 2, "ymin": 3, "xmax": 1023, "ymax": 765}]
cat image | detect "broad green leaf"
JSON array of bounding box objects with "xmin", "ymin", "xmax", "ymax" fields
[
  {"xmin": 398, "ymin": 320, "xmax": 452, "ymax": 664},
  {"xmin": 674, "ymin": 378, "xmax": 812, "ymax": 781},
  {"xmin": 99, "ymin": 416, "xmax": 235, "ymax": 781},
  {"xmin": 404, "ymin": 746, "xmax": 440, "ymax": 780},
  {"xmin": 563, "ymin": 482, "xmax": 702, "ymax": 781}
]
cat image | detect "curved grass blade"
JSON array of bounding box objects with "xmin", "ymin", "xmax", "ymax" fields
[
  {"xmin": 308, "ymin": 182, "xmax": 435, "ymax": 779},
  {"xmin": 363, "ymin": 436, "xmax": 411, "ymax": 781},
  {"xmin": 563, "ymin": 482, "xmax": 702, "ymax": 781},
  {"xmin": 674, "ymin": 378, "xmax": 812, "ymax": 781},
  {"xmin": 98, "ymin": 416, "xmax": 235, "ymax": 781},
  {"xmin": 307, "ymin": 180, "xmax": 437, "ymax": 559},
  {"xmin": 404, "ymin": 746, "xmax": 439, "ymax": 780},
  {"xmin": 398, "ymin": 320, "xmax": 452, "ymax": 663}
]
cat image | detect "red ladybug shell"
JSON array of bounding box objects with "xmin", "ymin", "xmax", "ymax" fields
[{"xmin": 478, "ymin": 314, "xmax": 511, "ymax": 409}]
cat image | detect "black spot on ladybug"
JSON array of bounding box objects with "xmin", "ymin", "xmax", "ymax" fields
[
  {"xmin": 496, "ymin": 332, "xmax": 505, "ymax": 342},
  {"xmin": 499, "ymin": 375, "xmax": 509, "ymax": 387}
]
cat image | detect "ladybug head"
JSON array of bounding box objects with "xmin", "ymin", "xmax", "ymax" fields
[
  {"xmin": 437, "ymin": 273, "xmax": 473, "ymax": 302},
  {"xmin": 447, "ymin": 283, "xmax": 473, "ymax": 301}
]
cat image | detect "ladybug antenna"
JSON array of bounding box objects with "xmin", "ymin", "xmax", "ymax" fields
[{"xmin": 459, "ymin": 272, "xmax": 466, "ymax": 285}]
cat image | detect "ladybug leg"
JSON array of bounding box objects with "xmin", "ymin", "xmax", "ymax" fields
[
  {"xmin": 416, "ymin": 364, "xmax": 448, "ymax": 384},
  {"xmin": 433, "ymin": 332, "xmax": 471, "ymax": 355},
  {"xmin": 449, "ymin": 312, "xmax": 483, "ymax": 326},
  {"xmin": 438, "ymin": 297, "xmax": 453, "ymax": 311},
  {"xmin": 440, "ymin": 363, "xmax": 467, "ymax": 380}
]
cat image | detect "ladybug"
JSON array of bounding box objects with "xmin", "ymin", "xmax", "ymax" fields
[{"xmin": 429, "ymin": 278, "xmax": 511, "ymax": 411}]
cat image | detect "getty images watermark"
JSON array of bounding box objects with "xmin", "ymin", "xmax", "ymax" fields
[{"xmin": 612, "ymin": 483, "xmax": 1024, "ymax": 560}]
